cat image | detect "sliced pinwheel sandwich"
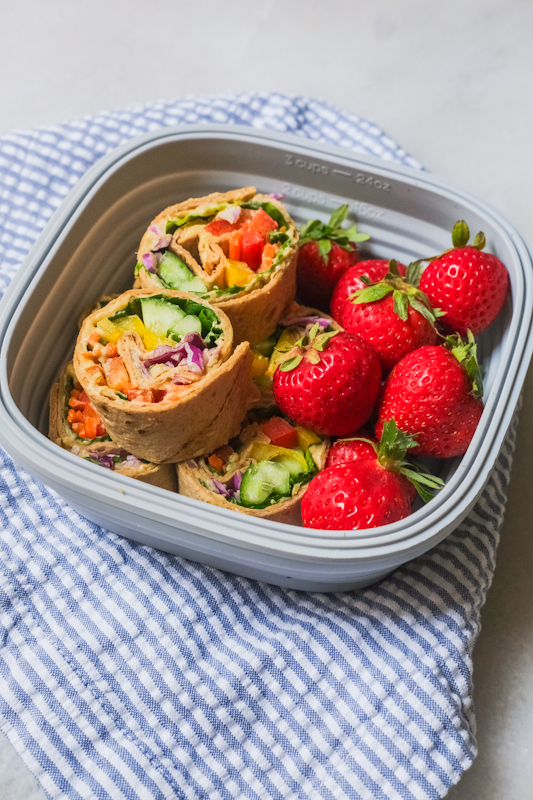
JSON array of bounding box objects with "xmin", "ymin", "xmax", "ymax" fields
[
  {"xmin": 73, "ymin": 289, "xmax": 259, "ymax": 463},
  {"xmin": 178, "ymin": 411, "xmax": 330, "ymax": 525},
  {"xmin": 135, "ymin": 187, "xmax": 299, "ymax": 345}
]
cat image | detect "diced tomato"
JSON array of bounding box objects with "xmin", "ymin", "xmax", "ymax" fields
[
  {"xmin": 249, "ymin": 208, "xmax": 278, "ymax": 238},
  {"xmin": 229, "ymin": 229, "xmax": 243, "ymax": 261},
  {"xmin": 205, "ymin": 219, "xmax": 240, "ymax": 237},
  {"xmin": 96, "ymin": 424, "xmax": 106, "ymax": 437},
  {"xmin": 71, "ymin": 422, "xmax": 86, "ymax": 437},
  {"xmin": 153, "ymin": 389, "xmax": 167, "ymax": 403},
  {"xmin": 88, "ymin": 331, "xmax": 101, "ymax": 348},
  {"xmin": 259, "ymin": 417, "xmax": 299, "ymax": 449},
  {"xmin": 208, "ymin": 454, "xmax": 224, "ymax": 473},
  {"xmin": 126, "ymin": 388, "xmax": 155, "ymax": 404},
  {"xmin": 241, "ymin": 229, "xmax": 264, "ymax": 272}
]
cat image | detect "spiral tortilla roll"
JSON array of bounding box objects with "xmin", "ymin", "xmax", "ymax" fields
[
  {"xmin": 73, "ymin": 289, "xmax": 259, "ymax": 463},
  {"xmin": 177, "ymin": 414, "xmax": 330, "ymax": 525},
  {"xmin": 49, "ymin": 363, "xmax": 177, "ymax": 490},
  {"xmin": 135, "ymin": 187, "xmax": 299, "ymax": 345}
]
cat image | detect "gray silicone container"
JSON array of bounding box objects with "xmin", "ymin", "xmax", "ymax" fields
[{"xmin": 0, "ymin": 124, "xmax": 532, "ymax": 592}]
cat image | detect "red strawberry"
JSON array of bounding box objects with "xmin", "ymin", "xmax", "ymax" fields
[
  {"xmin": 325, "ymin": 428, "xmax": 417, "ymax": 504},
  {"xmin": 337, "ymin": 260, "xmax": 441, "ymax": 372},
  {"xmin": 302, "ymin": 461, "xmax": 411, "ymax": 530},
  {"xmin": 331, "ymin": 259, "xmax": 407, "ymax": 326},
  {"xmin": 419, "ymin": 220, "xmax": 509, "ymax": 335},
  {"xmin": 272, "ymin": 326, "xmax": 381, "ymax": 436},
  {"xmin": 302, "ymin": 420, "xmax": 444, "ymax": 529},
  {"xmin": 296, "ymin": 204, "xmax": 371, "ymax": 309},
  {"xmin": 376, "ymin": 332, "xmax": 484, "ymax": 458},
  {"xmin": 326, "ymin": 430, "xmax": 377, "ymax": 468}
]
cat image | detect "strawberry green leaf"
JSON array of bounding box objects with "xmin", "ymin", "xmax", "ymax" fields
[
  {"xmin": 400, "ymin": 467, "xmax": 445, "ymax": 503},
  {"xmin": 409, "ymin": 295, "xmax": 437, "ymax": 325},
  {"xmin": 388, "ymin": 259, "xmax": 401, "ymax": 278},
  {"xmin": 393, "ymin": 291, "xmax": 409, "ymax": 321},
  {"xmin": 308, "ymin": 323, "xmax": 320, "ymax": 341},
  {"xmin": 278, "ymin": 354, "xmax": 304, "ymax": 372},
  {"xmin": 299, "ymin": 219, "xmax": 326, "ymax": 243},
  {"xmin": 328, "ymin": 204, "xmax": 349, "ymax": 230},
  {"xmin": 377, "ymin": 419, "xmax": 418, "ymax": 463},
  {"xmin": 472, "ymin": 231, "xmax": 486, "ymax": 251},
  {"xmin": 406, "ymin": 260, "xmax": 423, "ymax": 287},
  {"xmin": 452, "ymin": 220, "xmax": 470, "ymax": 248},
  {"xmin": 351, "ymin": 283, "xmax": 394, "ymax": 304},
  {"xmin": 317, "ymin": 239, "xmax": 332, "ymax": 263},
  {"xmin": 313, "ymin": 330, "xmax": 338, "ymax": 351},
  {"xmin": 343, "ymin": 224, "xmax": 372, "ymax": 243},
  {"xmin": 445, "ymin": 330, "xmax": 484, "ymax": 398}
]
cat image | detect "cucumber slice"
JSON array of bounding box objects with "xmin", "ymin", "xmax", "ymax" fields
[
  {"xmin": 168, "ymin": 314, "xmax": 202, "ymax": 340},
  {"xmin": 273, "ymin": 453, "xmax": 309, "ymax": 477},
  {"xmin": 140, "ymin": 297, "xmax": 186, "ymax": 338},
  {"xmin": 252, "ymin": 331, "xmax": 279, "ymax": 359},
  {"xmin": 240, "ymin": 461, "xmax": 291, "ymax": 507},
  {"xmin": 158, "ymin": 251, "xmax": 206, "ymax": 293}
]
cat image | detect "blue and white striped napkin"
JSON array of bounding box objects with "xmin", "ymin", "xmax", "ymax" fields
[{"xmin": 0, "ymin": 93, "xmax": 518, "ymax": 800}]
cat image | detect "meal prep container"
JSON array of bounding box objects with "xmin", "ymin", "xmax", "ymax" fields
[{"xmin": 1, "ymin": 124, "xmax": 532, "ymax": 592}]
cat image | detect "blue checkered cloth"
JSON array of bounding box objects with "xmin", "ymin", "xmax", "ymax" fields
[{"xmin": 0, "ymin": 93, "xmax": 518, "ymax": 800}]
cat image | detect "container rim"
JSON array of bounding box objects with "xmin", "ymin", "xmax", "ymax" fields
[{"xmin": 0, "ymin": 123, "xmax": 531, "ymax": 561}]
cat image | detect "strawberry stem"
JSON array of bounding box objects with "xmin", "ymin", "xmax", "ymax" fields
[
  {"xmin": 299, "ymin": 203, "xmax": 371, "ymax": 262},
  {"xmin": 444, "ymin": 330, "xmax": 484, "ymax": 399},
  {"xmin": 376, "ymin": 420, "xmax": 445, "ymax": 502}
]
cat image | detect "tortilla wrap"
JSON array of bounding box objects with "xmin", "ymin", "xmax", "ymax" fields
[
  {"xmin": 135, "ymin": 187, "xmax": 299, "ymax": 345},
  {"xmin": 177, "ymin": 414, "xmax": 330, "ymax": 526},
  {"xmin": 73, "ymin": 289, "xmax": 259, "ymax": 463},
  {"xmin": 49, "ymin": 364, "xmax": 177, "ymax": 490}
]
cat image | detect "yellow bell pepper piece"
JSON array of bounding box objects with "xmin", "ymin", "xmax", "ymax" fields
[
  {"xmin": 143, "ymin": 329, "xmax": 175, "ymax": 352},
  {"xmin": 225, "ymin": 259, "xmax": 256, "ymax": 289},
  {"xmin": 251, "ymin": 351, "xmax": 269, "ymax": 378},
  {"xmin": 113, "ymin": 314, "xmax": 146, "ymax": 339},
  {"xmin": 296, "ymin": 426, "xmax": 321, "ymax": 451},
  {"xmin": 248, "ymin": 441, "xmax": 308, "ymax": 472},
  {"xmin": 96, "ymin": 317, "xmax": 123, "ymax": 344}
]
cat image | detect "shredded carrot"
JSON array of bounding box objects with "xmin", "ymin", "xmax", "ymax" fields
[
  {"xmin": 67, "ymin": 387, "xmax": 106, "ymax": 440},
  {"xmin": 88, "ymin": 331, "xmax": 100, "ymax": 348},
  {"xmin": 208, "ymin": 454, "xmax": 224, "ymax": 473}
]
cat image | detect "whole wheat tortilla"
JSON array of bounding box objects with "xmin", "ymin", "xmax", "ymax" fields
[
  {"xmin": 136, "ymin": 187, "xmax": 299, "ymax": 345},
  {"xmin": 49, "ymin": 366, "xmax": 177, "ymax": 491},
  {"xmin": 177, "ymin": 422, "xmax": 330, "ymax": 526},
  {"xmin": 73, "ymin": 289, "xmax": 260, "ymax": 463}
]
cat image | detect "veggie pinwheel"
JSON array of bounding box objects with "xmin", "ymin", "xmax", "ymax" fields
[
  {"xmin": 135, "ymin": 187, "xmax": 299, "ymax": 345},
  {"xmin": 73, "ymin": 289, "xmax": 259, "ymax": 463},
  {"xmin": 178, "ymin": 411, "xmax": 330, "ymax": 525}
]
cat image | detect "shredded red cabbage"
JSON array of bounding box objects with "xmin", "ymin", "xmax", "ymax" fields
[
  {"xmin": 142, "ymin": 252, "xmax": 159, "ymax": 274},
  {"xmin": 212, "ymin": 479, "xmax": 231, "ymax": 497},
  {"xmin": 279, "ymin": 315, "xmax": 331, "ymax": 329},
  {"xmin": 144, "ymin": 332, "xmax": 206, "ymax": 373}
]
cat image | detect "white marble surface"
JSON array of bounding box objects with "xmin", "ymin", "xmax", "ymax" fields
[{"xmin": 1, "ymin": 1, "xmax": 532, "ymax": 797}]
